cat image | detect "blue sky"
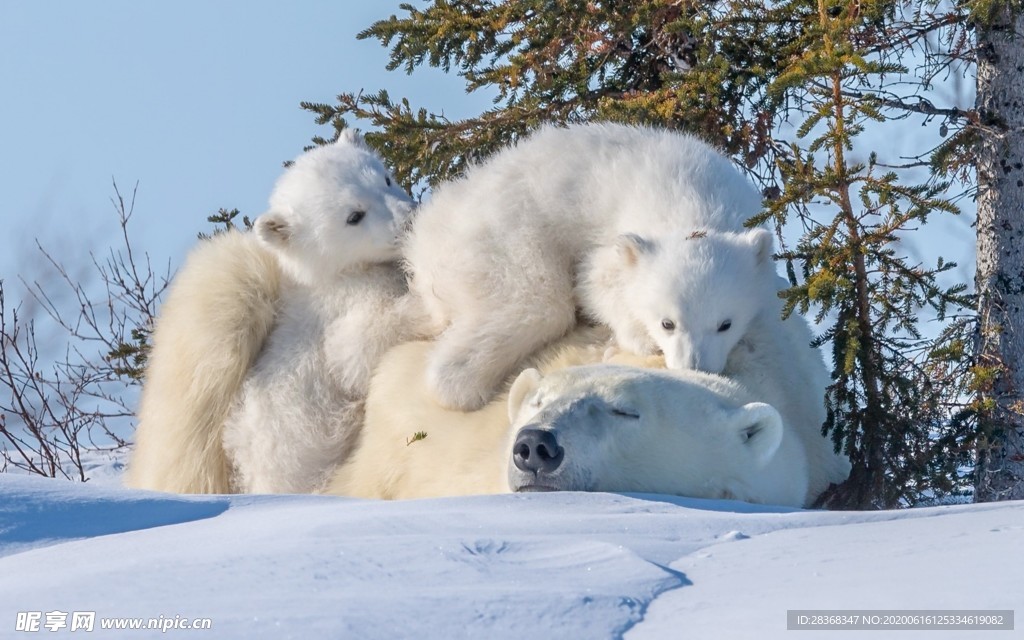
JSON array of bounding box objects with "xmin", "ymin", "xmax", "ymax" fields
[
  {"xmin": 1, "ymin": 1, "xmax": 490, "ymax": 282},
  {"xmin": 1, "ymin": 1, "xmax": 974, "ymax": 312},
  {"xmin": 0, "ymin": 1, "xmax": 976, "ymax": 448}
]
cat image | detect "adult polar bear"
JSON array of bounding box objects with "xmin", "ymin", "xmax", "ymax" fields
[
  {"xmin": 405, "ymin": 123, "xmax": 768, "ymax": 412},
  {"xmin": 327, "ymin": 323, "xmax": 849, "ymax": 507},
  {"xmin": 327, "ymin": 333, "xmax": 812, "ymax": 507}
]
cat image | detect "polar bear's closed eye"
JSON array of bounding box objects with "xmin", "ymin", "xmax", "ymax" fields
[
  {"xmin": 502, "ymin": 364, "xmax": 808, "ymax": 505},
  {"xmin": 608, "ymin": 406, "xmax": 640, "ymax": 419}
]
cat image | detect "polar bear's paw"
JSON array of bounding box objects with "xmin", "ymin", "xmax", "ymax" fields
[
  {"xmin": 426, "ymin": 359, "xmax": 494, "ymax": 412},
  {"xmin": 426, "ymin": 348, "xmax": 498, "ymax": 412}
]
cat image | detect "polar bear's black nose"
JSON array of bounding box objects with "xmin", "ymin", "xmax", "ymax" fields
[{"xmin": 513, "ymin": 428, "xmax": 564, "ymax": 474}]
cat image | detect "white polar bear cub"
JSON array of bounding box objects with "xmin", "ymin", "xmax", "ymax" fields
[
  {"xmin": 405, "ymin": 122, "xmax": 763, "ymax": 411},
  {"xmin": 505, "ymin": 365, "xmax": 809, "ymax": 507},
  {"xmin": 580, "ymin": 228, "xmax": 777, "ymax": 372},
  {"xmin": 583, "ymin": 230, "xmax": 851, "ymax": 497},
  {"xmin": 126, "ymin": 131, "xmax": 419, "ymax": 495},
  {"xmin": 221, "ymin": 131, "xmax": 421, "ymax": 493}
]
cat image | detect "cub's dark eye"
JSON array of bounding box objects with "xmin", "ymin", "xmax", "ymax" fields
[
  {"xmin": 385, "ymin": 176, "xmax": 392, "ymax": 187},
  {"xmin": 661, "ymin": 319, "xmax": 676, "ymax": 332},
  {"xmin": 718, "ymin": 320, "xmax": 732, "ymax": 332},
  {"xmin": 611, "ymin": 408, "xmax": 640, "ymax": 419},
  {"xmin": 347, "ymin": 210, "xmax": 366, "ymax": 226}
]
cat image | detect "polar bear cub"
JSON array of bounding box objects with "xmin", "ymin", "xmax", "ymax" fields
[
  {"xmin": 580, "ymin": 228, "xmax": 777, "ymax": 372},
  {"xmin": 221, "ymin": 131, "xmax": 422, "ymax": 494},
  {"xmin": 126, "ymin": 131, "xmax": 419, "ymax": 494},
  {"xmin": 582, "ymin": 229, "xmax": 851, "ymax": 498},
  {"xmin": 253, "ymin": 130, "xmax": 416, "ymax": 290},
  {"xmin": 506, "ymin": 364, "xmax": 810, "ymax": 507},
  {"xmin": 404, "ymin": 122, "xmax": 763, "ymax": 410}
]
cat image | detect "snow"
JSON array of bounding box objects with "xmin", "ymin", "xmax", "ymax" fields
[{"xmin": 1, "ymin": 475, "xmax": 1021, "ymax": 639}]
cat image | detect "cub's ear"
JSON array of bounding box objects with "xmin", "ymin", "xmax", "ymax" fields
[
  {"xmin": 614, "ymin": 233, "xmax": 654, "ymax": 267},
  {"xmin": 508, "ymin": 368, "xmax": 543, "ymax": 424},
  {"xmin": 254, "ymin": 212, "xmax": 291, "ymax": 248},
  {"xmin": 336, "ymin": 128, "xmax": 366, "ymax": 147},
  {"xmin": 729, "ymin": 402, "xmax": 783, "ymax": 468},
  {"xmin": 744, "ymin": 228, "xmax": 775, "ymax": 265}
]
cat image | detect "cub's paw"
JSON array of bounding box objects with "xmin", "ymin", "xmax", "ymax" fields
[
  {"xmin": 606, "ymin": 349, "xmax": 666, "ymax": 369},
  {"xmin": 426, "ymin": 354, "xmax": 496, "ymax": 412}
]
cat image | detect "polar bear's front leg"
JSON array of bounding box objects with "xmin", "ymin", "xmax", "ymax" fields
[
  {"xmin": 324, "ymin": 292, "xmax": 430, "ymax": 396},
  {"xmin": 324, "ymin": 306, "xmax": 385, "ymax": 396},
  {"xmin": 606, "ymin": 315, "xmax": 659, "ymax": 359},
  {"xmin": 426, "ymin": 301, "xmax": 577, "ymax": 411}
]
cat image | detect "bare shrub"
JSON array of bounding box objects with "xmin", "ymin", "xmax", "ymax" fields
[{"xmin": 0, "ymin": 181, "xmax": 169, "ymax": 480}]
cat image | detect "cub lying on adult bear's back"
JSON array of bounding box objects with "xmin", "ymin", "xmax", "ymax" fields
[{"xmin": 404, "ymin": 123, "xmax": 764, "ymax": 411}]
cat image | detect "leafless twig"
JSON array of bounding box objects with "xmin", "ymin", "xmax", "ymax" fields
[{"xmin": 1, "ymin": 181, "xmax": 170, "ymax": 480}]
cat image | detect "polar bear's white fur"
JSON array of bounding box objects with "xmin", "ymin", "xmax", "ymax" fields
[
  {"xmin": 721, "ymin": 282, "xmax": 852, "ymax": 500},
  {"xmin": 253, "ymin": 130, "xmax": 416, "ymax": 288},
  {"xmin": 127, "ymin": 132, "xmax": 421, "ymax": 494},
  {"xmin": 325, "ymin": 328, "xmax": 660, "ymax": 499},
  {"xmin": 579, "ymin": 228, "xmax": 777, "ymax": 373},
  {"xmin": 125, "ymin": 230, "xmax": 279, "ymax": 493},
  {"xmin": 327, "ymin": 327, "xmax": 841, "ymax": 507},
  {"xmin": 404, "ymin": 123, "xmax": 763, "ymax": 411},
  {"xmin": 582, "ymin": 226, "xmax": 850, "ymax": 498},
  {"xmin": 504, "ymin": 364, "xmax": 808, "ymax": 507}
]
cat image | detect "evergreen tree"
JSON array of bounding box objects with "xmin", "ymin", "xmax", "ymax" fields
[{"xmin": 304, "ymin": 0, "xmax": 995, "ymax": 507}]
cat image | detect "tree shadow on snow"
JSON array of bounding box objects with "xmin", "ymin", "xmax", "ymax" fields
[{"xmin": 616, "ymin": 491, "xmax": 805, "ymax": 515}]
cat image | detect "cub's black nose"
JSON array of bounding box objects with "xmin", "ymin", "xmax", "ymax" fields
[{"xmin": 512, "ymin": 428, "xmax": 564, "ymax": 474}]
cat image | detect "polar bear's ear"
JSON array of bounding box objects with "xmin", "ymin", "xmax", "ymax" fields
[
  {"xmin": 743, "ymin": 228, "xmax": 775, "ymax": 265},
  {"xmin": 255, "ymin": 212, "xmax": 291, "ymax": 248},
  {"xmin": 615, "ymin": 233, "xmax": 654, "ymax": 267},
  {"xmin": 336, "ymin": 128, "xmax": 367, "ymax": 148},
  {"xmin": 508, "ymin": 368, "xmax": 543, "ymax": 423},
  {"xmin": 729, "ymin": 402, "xmax": 783, "ymax": 468}
]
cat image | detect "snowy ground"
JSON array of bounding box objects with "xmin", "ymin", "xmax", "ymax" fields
[{"xmin": 0, "ymin": 475, "xmax": 1020, "ymax": 639}]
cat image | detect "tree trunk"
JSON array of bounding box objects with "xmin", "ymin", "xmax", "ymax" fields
[{"xmin": 974, "ymin": 3, "xmax": 1024, "ymax": 502}]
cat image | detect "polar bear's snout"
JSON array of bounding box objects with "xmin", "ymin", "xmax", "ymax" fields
[
  {"xmin": 510, "ymin": 427, "xmax": 567, "ymax": 492},
  {"xmin": 513, "ymin": 428, "xmax": 565, "ymax": 474}
]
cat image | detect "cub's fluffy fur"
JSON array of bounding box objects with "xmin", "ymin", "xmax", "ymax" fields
[
  {"xmin": 127, "ymin": 132, "xmax": 419, "ymax": 493},
  {"xmin": 404, "ymin": 122, "xmax": 763, "ymax": 411}
]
